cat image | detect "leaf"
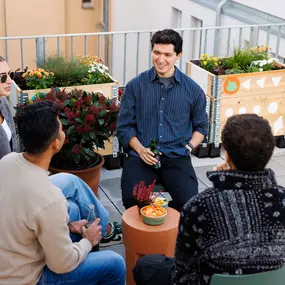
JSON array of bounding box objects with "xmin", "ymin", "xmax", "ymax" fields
[
  {"xmin": 83, "ymin": 148, "xmax": 96, "ymax": 157},
  {"xmin": 66, "ymin": 125, "xmax": 76, "ymax": 136},
  {"xmin": 75, "ymin": 118, "xmax": 83, "ymax": 124},
  {"xmin": 83, "ymin": 133, "xmax": 90, "ymax": 141},
  {"xmin": 98, "ymin": 110, "xmax": 108, "ymax": 117},
  {"xmin": 61, "ymin": 118, "xmax": 69, "ymax": 126},
  {"xmin": 89, "ymin": 132, "xmax": 96, "ymax": 140},
  {"xmin": 61, "ymin": 100, "xmax": 70, "ymax": 108},
  {"xmin": 73, "ymin": 154, "xmax": 80, "ymax": 165},
  {"xmin": 98, "ymin": 119, "xmax": 104, "ymax": 126}
]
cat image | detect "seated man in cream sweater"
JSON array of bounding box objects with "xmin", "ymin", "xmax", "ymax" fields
[{"xmin": 0, "ymin": 101, "xmax": 126, "ymax": 285}]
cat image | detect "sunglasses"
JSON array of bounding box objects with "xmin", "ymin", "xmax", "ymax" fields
[{"xmin": 0, "ymin": 71, "xmax": 14, "ymax": 84}]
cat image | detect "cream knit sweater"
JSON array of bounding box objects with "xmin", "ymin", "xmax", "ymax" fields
[{"xmin": 0, "ymin": 153, "xmax": 92, "ymax": 285}]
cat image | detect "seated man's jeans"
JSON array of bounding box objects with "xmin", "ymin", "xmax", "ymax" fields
[
  {"xmin": 36, "ymin": 173, "xmax": 126, "ymax": 285},
  {"xmin": 49, "ymin": 172, "xmax": 109, "ymax": 235}
]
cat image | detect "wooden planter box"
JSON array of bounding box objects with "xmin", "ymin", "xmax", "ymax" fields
[
  {"xmin": 187, "ymin": 60, "xmax": 285, "ymax": 149},
  {"xmin": 22, "ymin": 82, "xmax": 118, "ymax": 100}
]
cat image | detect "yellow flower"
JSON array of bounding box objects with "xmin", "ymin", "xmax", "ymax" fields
[
  {"xmin": 203, "ymin": 61, "xmax": 207, "ymax": 65},
  {"xmin": 50, "ymin": 72, "xmax": 55, "ymax": 76},
  {"xmin": 30, "ymin": 72, "xmax": 34, "ymax": 77},
  {"xmin": 201, "ymin": 57, "xmax": 205, "ymax": 61}
]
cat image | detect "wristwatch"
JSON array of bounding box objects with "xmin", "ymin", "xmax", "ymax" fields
[{"xmin": 187, "ymin": 142, "xmax": 195, "ymax": 151}]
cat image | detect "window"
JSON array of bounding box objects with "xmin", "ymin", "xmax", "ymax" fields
[
  {"xmin": 171, "ymin": 7, "xmax": 182, "ymax": 29},
  {"xmin": 82, "ymin": 0, "xmax": 94, "ymax": 9},
  {"xmin": 189, "ymin": 16, "xmax": 203, "ymax": 59}
]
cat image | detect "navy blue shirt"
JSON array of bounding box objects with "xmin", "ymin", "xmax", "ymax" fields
[{"xmin": 116, "ymin": 67, "xmax": 208, "ymax": 158}]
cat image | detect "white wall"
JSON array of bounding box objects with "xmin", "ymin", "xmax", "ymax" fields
[
  {"xmin": 110, "ymin": 0, "xmax": 285, "ymax": 85},
  {"xmin": 233, "ymin": 0, "xmax": 285, "ymax": 20},
  {"xmin": 111, "ymin": 0, "xmax": 217, "ymax": 84}
]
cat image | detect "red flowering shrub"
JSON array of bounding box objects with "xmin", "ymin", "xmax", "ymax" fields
[
  {"xmin": 16, "ymin": 88, "xmax": 120, "ymax": 170},
  {"xmin": 133, "ymin": 180, "xmax": 161, "ymax": 207}
]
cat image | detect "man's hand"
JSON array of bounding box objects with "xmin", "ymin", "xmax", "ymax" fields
[
  {"xmin": 69, "ymin": 220, "xmax": 88, "ymax": 236},
  {"xmin": 213, "ymin": 162, "xmax": 231, "ymax": 171},
  {"xmin": 82, "ymin": 218, "xmax": 102, "ymax": 247},
  {"xmin": 138, "ymin": 146, "xmax": 158, "ymax": 165}
]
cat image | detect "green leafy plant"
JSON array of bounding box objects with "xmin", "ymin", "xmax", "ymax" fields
[
  {"xmin": 22, "ymin": 68, "xmax": 55, "ymax": 89},
  {"xmin": 197, "ymin": 45, "xmax": 280, "ymax": 75},
  {"xmin": 15, "ymin": 88, "xmax": 120, "ymax": 170},
  {"xmin": 40, "ymin": 56, "xmax": 89, "ymax": 87}
]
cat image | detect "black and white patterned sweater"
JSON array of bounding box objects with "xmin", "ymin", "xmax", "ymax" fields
[{"xmin": 171, "ymin": 169, "xmax": 285, "ymax": 285}]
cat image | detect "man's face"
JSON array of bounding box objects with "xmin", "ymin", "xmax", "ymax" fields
[
  {"xmin": 152, "ymin": 44, "xmax": 182, "ymax": 77},
  {"xmin": 0, "ymin": 61, "xmax": 12, "ymax": 97}
]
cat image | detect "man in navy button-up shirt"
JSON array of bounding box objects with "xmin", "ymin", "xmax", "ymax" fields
[{"xmin": 117, "ymin": 29, "xmax": 208, "ymax": 211}]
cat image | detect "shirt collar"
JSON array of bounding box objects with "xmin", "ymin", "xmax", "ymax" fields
[
  {"xmin": 149, "ymin": 66, "xmax": 181, "ymax": 84},
  {"xmin": 206, "ymin": 168, "xmax": 278, "ymax": 191}
]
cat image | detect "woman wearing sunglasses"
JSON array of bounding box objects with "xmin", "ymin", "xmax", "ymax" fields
[{"xmin": 0, "ymin": 56, "xmax": 17, "ymax": 159}]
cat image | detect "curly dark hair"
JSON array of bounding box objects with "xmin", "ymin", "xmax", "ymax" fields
[
  {"xmin": 222, "ymin": 114, "xmax": 275, "ymax": 171},
  {"xmin": 17, "ymin": 101, "xmax": 60, "ymax": 154},
  {"xmin": 151, "ymin": 29, "xmax": 183, "ymax": 55}
]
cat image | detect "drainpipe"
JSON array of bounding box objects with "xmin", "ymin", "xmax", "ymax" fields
[
  {"xmin": 103, "ymin": 0, "xmax": 109, "ymax": 67},
  {"xmin": 214, "ymin": 0, "xmax": 229, "ymax": 56},
  {"xmin": 2, "ymin": 0, "xmax": 8, "ymax": 60}
]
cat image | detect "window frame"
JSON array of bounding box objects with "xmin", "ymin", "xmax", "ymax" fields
[{"xmin": 82, "ymin": 0, "xmax": 94, "ymax": 9}]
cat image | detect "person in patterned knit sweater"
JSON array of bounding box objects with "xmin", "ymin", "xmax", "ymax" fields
[{"xmin": 133, "ymin": 114, "xmax": 285, "ymax": 285}]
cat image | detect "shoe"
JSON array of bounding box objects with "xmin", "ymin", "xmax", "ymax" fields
[{"xmin": 100, "ymin": 222, "xmax": 123, "ymax": 248}]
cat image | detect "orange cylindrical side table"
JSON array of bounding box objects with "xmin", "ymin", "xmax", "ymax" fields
[{"xmin": 122, "ymin": 206, "xmax": 180, "ymax": 285}]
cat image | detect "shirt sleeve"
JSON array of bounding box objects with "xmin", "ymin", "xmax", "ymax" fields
[
  {"xmin": 116, "ymin": 81, "xmax": 137, "ymax": 153},
  {"xmin": 171, "ymin": 203, "xmax": 202, "ymax": 284},
  {"xmin": 190, "ymin": 85, "xmax": 208, "ymax": 137},
  {"xmin": 35, "ymin": 198, "xmax": 92, "ymax": 274}
]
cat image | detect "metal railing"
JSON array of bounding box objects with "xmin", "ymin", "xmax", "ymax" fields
[{"xmin": 1, "ymin": 23, "xmax": 285, "ymax": 85}]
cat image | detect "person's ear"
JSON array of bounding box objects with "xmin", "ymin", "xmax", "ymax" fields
[
  {"xmin": 51, "ymin": 138, "xmax": 60, "ymax": 151},
  {"xmin": 176, "ymin": 52, "xmax": 182, "ymax": 60},
  {"xmin": 225, "ymin": 151, "xmax": 231, "ymax": 164}
]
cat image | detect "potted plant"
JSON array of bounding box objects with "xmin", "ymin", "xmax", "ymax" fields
[
  {"xmin": 187, "ymin": 45, "xmax": 285, "ymax": 156},
  {"xmin": 133, "ymin": 180, "xmax": 161, "ymax": 214},
  {"xmin": 16, "ymin": 55, "xmax": 118, "ymax": 101},
  {"xmin": 16, "ymin": 88, "xmax": 120, "ymax": 196}
]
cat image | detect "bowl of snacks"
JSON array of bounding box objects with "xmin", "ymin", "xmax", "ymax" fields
[
  {"xmin": 153, "ymin": 196, "xmax": 168, "ymax": 209},
  {"xmin": 140, "ymin": 205, "xmax": 167, "ymax": 225}
]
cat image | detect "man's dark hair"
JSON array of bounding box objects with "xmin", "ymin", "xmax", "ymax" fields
[
  {"xmin": 222, "ymin": 114, "xmax": 275, "ymax": 172},
  {"xmin": 151, "ymin": 29, "xmax": 183, "ymax": 54},
  {"xmin": 17, "ymin": 101, "xmax": 60, "ymax": 154}
]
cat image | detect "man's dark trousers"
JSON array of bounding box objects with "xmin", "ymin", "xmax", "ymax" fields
[{"xmin": 121, "ymin": 155, "xmax": 198, "ymax": 211}]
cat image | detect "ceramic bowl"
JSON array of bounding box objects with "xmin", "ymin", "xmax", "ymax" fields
[
  {"xmin": 140, "ymin": 205, "xmax": 167, "ymax": 226},
  {"xmin": 153, "ymin": 197, "xmax": 169, "ymax": 209}
]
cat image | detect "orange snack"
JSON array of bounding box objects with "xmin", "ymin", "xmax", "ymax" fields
[{"xmin": 142, "ymin": 205, "xmax": 166, "ymax": 217}]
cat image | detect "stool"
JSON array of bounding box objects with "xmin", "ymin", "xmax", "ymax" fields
[{"xmin": 122, "ymin": 206, "xmax": 180, "ymax": 285}]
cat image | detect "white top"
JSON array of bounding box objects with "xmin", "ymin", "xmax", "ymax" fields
[
  {"xmin": 0, "ymin": 153, "xmax": 92, "ymax": 285},
  {"xmin": 2, "ymin": 118, "xmax": 12, "ymax": 141}
]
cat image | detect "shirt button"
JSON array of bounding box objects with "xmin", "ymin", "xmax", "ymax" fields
[
  {"xmin": 160, "ymin": 135, "xmax": 162, "ymax": 138},
  {"xmin": 162, "ymin": 98, "xmax": 164, "ymax": 100},
  {"xmin": 161, "ymin": 85, "xmax": 164, "ymax": 88},
  {"xmin": 160, "ymin": 123, "xmax": 162, "ymax": 126},
  {"xmin": 160, "ymin": 111, "xmax": 163, "ymax": 113}
]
